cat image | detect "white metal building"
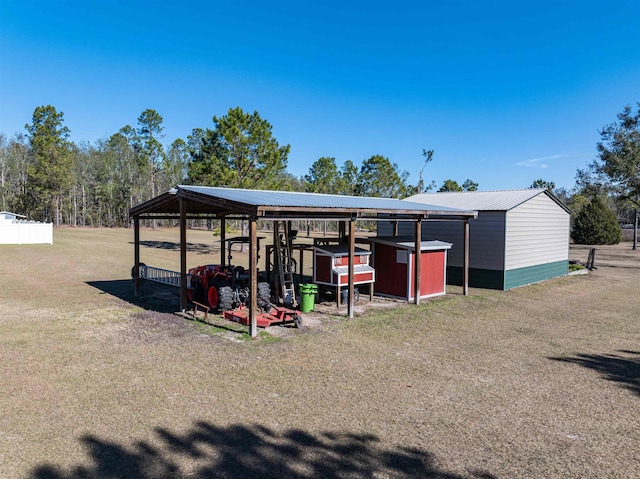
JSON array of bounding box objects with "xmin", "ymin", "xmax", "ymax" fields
[{"xmin": 377, "ymin": 189, "xmax": 571, "ymax": 290}]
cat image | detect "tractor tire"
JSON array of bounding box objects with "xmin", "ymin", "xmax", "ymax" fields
[
  {"xmin": 217, "ymin": 286, "xmax": 234, "ymax": 312},
  {"xmin": 205, "ymin": 282, "xmax": 218, "ymax": 308},
  {"xmin": 257, "ymin": 282, "xmax": 271, "ymax": 303},
  {"xmin": 207, "ymin": 279, "xmax": 230, "ymax": 310}
]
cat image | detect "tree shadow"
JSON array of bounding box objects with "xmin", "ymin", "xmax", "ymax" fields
[
  {"xmin": 87, "ymin": 280, "xmax": 180, "ymax": 313},
  {"xmin": 550, "ymin": 350, "xmax": 640, "ymax": 397},
  {"xmin": 30, "ymin": 421, "xmax": 497, "ymax": 479},
  {"xmin": 131, "ymin": 240, "xmax": 219, "ymax": 254}
]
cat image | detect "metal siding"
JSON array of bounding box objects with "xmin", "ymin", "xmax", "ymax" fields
[
  {"xmin": 505, "ymin": 194, "xmax": 570, "ymax": 270},
  {"xmin": 504, "ymin": 260, "xmax": 569, "ymax": 289},
  {"xmin": 416, "ymin": 212, "xmax": 506, "ymax": 270},
  {"xmin": 377, "ymin": 221, "xmax": 394, "ymax": 236}
]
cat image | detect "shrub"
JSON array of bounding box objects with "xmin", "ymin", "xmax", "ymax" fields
[{"xmin": 572, "ymin": 196, "xmax": 622, "ymax": 244}]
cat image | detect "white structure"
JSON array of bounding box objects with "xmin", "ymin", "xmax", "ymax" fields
[
  {"xmin": 0, "ymin": 211, "xmax": 53, "ymax": 245},
  {"xmin": 378, "ymin": 189, "xmax": 571, "ymax": 290}
]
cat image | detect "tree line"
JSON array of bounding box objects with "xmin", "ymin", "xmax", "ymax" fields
[
  {"xmin": 1, "ymin": 102, "xmax": 637, "ymax": 249},
  {"xmin": 0, "ymin": 105, "xmax": 480, "ymax": 228}
]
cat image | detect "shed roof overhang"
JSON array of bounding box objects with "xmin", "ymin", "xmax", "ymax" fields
[{"xmin": 128, "ymin": 186, "xmax": 478, "ymax": 221}]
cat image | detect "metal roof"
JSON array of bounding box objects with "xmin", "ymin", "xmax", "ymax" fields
[
  {"xmin": 371, "ymin": 236, "xmax": 453, "ymax": 251},
  {"xmin": 0, "ymin": 211, "xmax": 26, "ymax": 218},
  {"xmin": 405, "ymin": 189, "xmax": 571, "ymax": 213},
  {"xmin": 313, "ymin": 245, "xmax": 371, "ymax": 255},
  {"xmin": 130, "ymin": 186, "xmax": 478, "ymax": 221},
  {"xmin": 180, "ymin": 186, "xmax": 468, "ymax": 212}
]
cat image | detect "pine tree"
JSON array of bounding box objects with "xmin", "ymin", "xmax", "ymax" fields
[
  {"xmin": 23, "ymin": 105, "xmax": 73, "ymax": 226},
  {"xmin": 572, "ymin": 196, "xmax": 622, "ymax": 245}
]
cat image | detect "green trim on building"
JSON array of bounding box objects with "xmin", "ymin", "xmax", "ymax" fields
[
  {"xmin": 446, "ymin": 267, "xmax": 505, "ymax": 290},
  {"xmin": 447, "ymin": 260, "xmax": 568, "ymax": 290},
  {"xmin": 504, "ymin": 260, "xmax": 568, "ymax": 290}
]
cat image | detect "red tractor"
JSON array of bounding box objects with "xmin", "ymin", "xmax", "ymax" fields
[
  {"xmin": 133, "ymin": 236, "xmax": 302, "ymax": 328},
  {"xmin": 185, "ymin": 235, "xmax": 271, "ymax": 312},
  {"xmin": 187, "ymin": 263, "xmax": 271, "ymax": 312}
]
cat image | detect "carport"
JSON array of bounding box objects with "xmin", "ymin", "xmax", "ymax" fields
[{"xmin": 129, "ymin": 186, "xmax": 477, "ymax": 337}]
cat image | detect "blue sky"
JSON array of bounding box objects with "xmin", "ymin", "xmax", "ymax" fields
[{"xmin": 1, "ymin": 1, "xmax": 639, "ymax": 192}]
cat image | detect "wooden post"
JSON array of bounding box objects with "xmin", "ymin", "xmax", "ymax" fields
[
  {"xmin": 134, "ymin": 216, "xmax": 140, "ymax": 296},
  {"xmin": 299, "ymin": 246, "xmax": 305, "ymax": 285},
  {"xmin": 463, "ymin": 219, "xmax": 469, "ymax": 296},
  {"xmin": 272, "ymin": 222, "xmax": 280, "ymax": 299},
  {"xmin": 220, "ymin": 217, "xmax": 226, "ymax": 266},
  {"xmin": 179, "ymin": 196, "xmax": 188, "ymax": 312},
  {"xmin": 249, "ymin": 217, "xmax": 258, "ymax": 338},
  {"xmin": 633, "ymin": 206, "xmax": 638, "ymax": 251},
  {"xmin": 414, "ymin": 219, "xmax": 422, "ymax": 304},
  {"xmin": 339, "ymin": 221, "xmax": 346, "ymax": 242},
  {"xmin": 266, "ymin": 244, "xmax": 272, "ymax": 286},
  {"xmin": 348, "ymin": 218, "xmax": 355, "ymax": 319}
]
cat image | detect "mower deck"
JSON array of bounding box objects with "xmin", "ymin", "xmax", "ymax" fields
[{"xmin": 222, "ymin": 304, "xmax": 301, "ymax": 328}]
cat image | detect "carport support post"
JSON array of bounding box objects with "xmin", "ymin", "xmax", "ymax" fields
[
  {"xmin": 414, "ymin": 219, "xmax": 422, "ymax": 305},
  {"xmin": 348, "ymin": 218, "xmax": 355, "ymax": 319},
  {"xmin": 134, "ymin": 216, "xmax": 140, "ymax": 297},
  {"xmin": 463, "ymin": 219, "xmax": 469, "ymax": 296},
  {"xmin": 220, "ymin": 216, "xmax": 226, "ymax": 266},
  {"xmin": 180, "ymin": 196, "xmax": 188, "ymax": 312},
  {"xmin": 249, "ymin": 217, "xmax": 258, "ymax": 338}
]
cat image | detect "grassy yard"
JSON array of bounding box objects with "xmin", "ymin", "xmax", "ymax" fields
[{"xmin": 1, "ymin": 227, "xmax": 639, "ymax": 478}]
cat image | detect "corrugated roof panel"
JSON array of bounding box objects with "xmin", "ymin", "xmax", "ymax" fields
[
  {"xmin": 179, "ymin": 186, "xmax": 473, "ymax": 213},
  {"xmin": 405, "ymin": 189, "xmax": 559, "ymax": 211}
]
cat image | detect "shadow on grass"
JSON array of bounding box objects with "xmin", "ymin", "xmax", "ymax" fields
[
  {"xmin": 30, "ymin": 421, "xmax": 497, "ymax": 479},
  {"xmin": 130, "ymin": 240, "xmax": 219, "ymax": 254},
  {"xmin": 87, "ymin": 280, "xmax": 180, "ymax": 313},
  {"xmin": 550, "ymin": 350, "xmax": 640, "ymax": 397}
]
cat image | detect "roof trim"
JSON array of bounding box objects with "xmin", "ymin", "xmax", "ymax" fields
[{"xmin": 405, "ymin": 188, "xmax": 571, "ymax": 214}]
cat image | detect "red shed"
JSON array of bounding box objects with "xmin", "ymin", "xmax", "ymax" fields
[{"xmin": 371, "ymin": 236, "xmax": 452, "ymax": 301}]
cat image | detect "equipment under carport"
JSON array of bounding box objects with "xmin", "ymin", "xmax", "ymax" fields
[{"xmin": 223, "ymin": 303, "xmax": 302, "ymax": 328}]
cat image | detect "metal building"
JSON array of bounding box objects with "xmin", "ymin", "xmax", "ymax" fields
[{"xmin": 378, "ymin": 189, "xmax": 571, "ymax": 290}]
